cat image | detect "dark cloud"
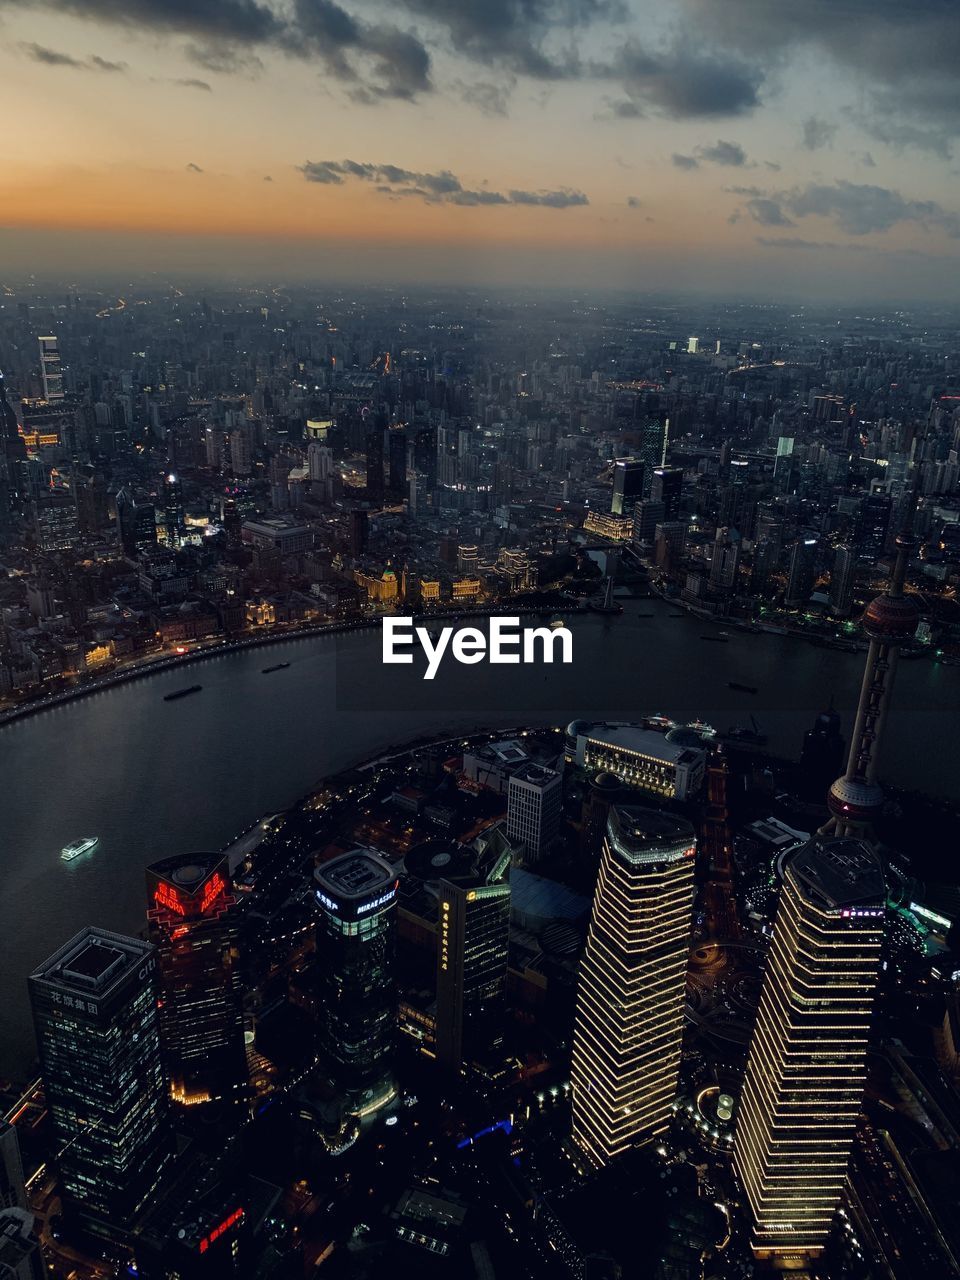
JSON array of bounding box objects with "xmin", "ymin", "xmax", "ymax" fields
[
  {"xmin": 12, "ymin": 0, "xmax": 286, "ymax": 44},
  {"xmin": 5, "ymin": 0, "xmax": 432, "ymax": 101},
  {"xmin": 605, "ymin": 99, "xmax": 644, "ymax": 119},
  {"xmin": 698, "ymin": 139, "xmax": 747, "ymax": 165},
  {"xmin": 172, "ymin": 76, "xmax": 212, "ymax": 89},
  {"xmin": 186, "ymin": 162, "xmax": 204, "ymax": 172},
  {"xmin": 672, "ymin": 154, "xmax": 699, "ymax": 170},
  {"xmin": 862, "ymin": 152, "xmax": 876, "ymax": 168},
  {"xmin": 508, "ymin": 188, "xmax": 588, "ymax": 207},
  {"xmin": 616, "ymin": 40, "xmax": 763, "ymax": 119},
  {"xmin": 781, "ymin": 180, "xmax": 960, "ymax": 236},
  {"xmin": 19, "ymin": 42, "xmax": 125, "ymax": 70},
  {"xmin": 745, "ymin": 197, "xmax": 794, "ymax": 227},
  {"xmin": 756, "ymin": 236, "xmax": 852, "ymax": 251},
  {"xmin": 801, "ymin": 116, "xmax": 836, "ymax": 150},
  {"xmin": 683, "ymin": 0, "xmax": 960, "ymax": 156},
  {"xmin": 449, "ymin": 189, "xmax": 510, "ymax": 206},
  {"xmin": 20, "ymin": 42, "xmax": 86, "ymax": 67},
  {"xmin": 301, "ymin": 161, "xmax": 348, "ymax": 184},
  {"xmin": 735, "ymin": 178, "xmax": 960, "ymax": 237},
  {"xmin": 395, "ymin": 0, "xmax": 618, "ymax": 80},
  {"xmin": 626, "ymin": 195, "xmax": 642, "ymax": 207},
  {"xmin": 300, "ymin": 159, "xmax": 587, "ymax": 208},
  {"xmin": 185, "ymin": 44, "xmax": 264, "ymax": 74},
  {"xmin": 88, "ymin": 54, "xmax": 127, "ymax": 71},
  {"xmin": 457, "ymin": 79, "xmax": 514, "ymax": 117}
]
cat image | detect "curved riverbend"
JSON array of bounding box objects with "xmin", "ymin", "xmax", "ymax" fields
[{"xmin": 1, "ymin": 599, "xmax": 956, "ymax": 1079}]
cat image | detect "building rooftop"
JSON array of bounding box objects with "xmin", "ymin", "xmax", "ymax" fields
[
  {"xmin": 577, "ymin": 722, "xmax": 704, "ymax": 765},
  {"xmin": 789, "ymin": 837, "xmax": 886, "ymax": 911},
  {"xmin": 31, "ymin": 927, "xmax": 152, "ymax": 1000},
  {"xmin": 607, "ymin": 806, "xmax": 697, "ymax": 866},
  {"xmin": 510, "ymin": 762, "xmax": 561, "ymax": 787},
  {"xmin": 315, "ymin": 848, "xmax": 396, "ymax": 903}
]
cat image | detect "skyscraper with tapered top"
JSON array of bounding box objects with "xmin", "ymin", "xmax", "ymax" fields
[
  {"xmin": 734, "ymin": 836, "xmax": 885, "ymax": 1262},
  {"xmin": 571, "ymin": 806, "xmax": 696, "ymax": 1165}
]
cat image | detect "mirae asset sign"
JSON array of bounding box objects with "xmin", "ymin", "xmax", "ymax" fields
[{"xmin": 382, "ymin": 616, "xmax": 574, "ymax": 681}]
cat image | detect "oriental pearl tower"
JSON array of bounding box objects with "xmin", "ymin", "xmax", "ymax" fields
[{"xmin": 821, "ymin": 492, "xmax": 921, "ymax": 838}]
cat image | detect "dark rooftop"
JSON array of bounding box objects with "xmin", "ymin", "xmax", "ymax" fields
[
  {"xmin": 789, "ymin": 837, "xmax": 885, "ymax": 911},
  {"xmin": 315, "ymin": 848, "xmax": 395, "ymax": 902},
  {"xmin": 607, "ymin": 806, "xmax": 696, "ymax": 866},
  {"xmin": 31, "ymin": 927, "xmax": 152, "ymax": 999}
]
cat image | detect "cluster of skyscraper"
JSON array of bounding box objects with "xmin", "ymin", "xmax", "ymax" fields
[{"xmin": 569, "ymin": 513, "xmax": 919, "ymax": 1263}]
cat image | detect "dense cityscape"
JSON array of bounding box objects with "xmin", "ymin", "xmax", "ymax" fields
[{"xmin": 0, "ymin": 281, "xmax": 958, "ymax": 1280}]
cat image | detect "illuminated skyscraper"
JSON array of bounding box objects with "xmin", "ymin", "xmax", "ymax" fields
[
  {"xmin": 734, "ymin": 837, "xmax": 884, "ymax": 1261},
  {"xmin": 571, "ymin": 807, "xmax": 696, "ymax": 1165},
  {"xmin": 29, "ymin": 928, "xmax": 172, "ymax": 1238},
  {"xmin": 37, "ymin": 335, "xmax": 64, "ymax": 401},
  {"xmin": 314, "ymin": 850, "xmax": 398, "ymax": 1113},
  {"xmin": 435, "ymin": 837, "xmax": 512, "ymax": 1070},
  {"xmin": 146, "ymin": 854, "xmax": 247, "ymax": 1108},
  {"xmin": 161, "ymin": 471, "xmax": 186, "ymax": 548}
]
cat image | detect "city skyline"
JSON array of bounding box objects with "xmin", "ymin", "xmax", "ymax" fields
[{"xmin": 1, "ymin": 2, "xmax": 960, "ymax": 298}]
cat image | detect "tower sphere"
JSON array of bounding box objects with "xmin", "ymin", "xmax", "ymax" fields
[
  {"xmin": 862, "ymin": 592, "xmax": 920, "ymax": 644},
  {"xmin": 827, "ymin": 775, "xmax": 885, "ymax": 822}
]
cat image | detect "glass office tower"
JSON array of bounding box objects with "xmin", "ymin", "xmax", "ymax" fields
[
  {"xmin": 29, "ymin": 928, "xmax": 172, "ymax": 1239},
  {"xmin": 146, "ymin": 853, "xmax": 247, "ymax": 1108},
  {"xmin": 734, "ymin": 837, "xmax": 885, "ymax": 1261},
  {"xmin": 314, "ymin": 849, "xmax": 398, "ymax": 1114},
  {"xmin": 571, "ymin": 806, "xmax": 696, "ymax": 1165}
]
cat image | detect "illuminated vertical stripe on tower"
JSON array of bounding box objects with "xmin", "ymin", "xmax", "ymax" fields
[
  {"xmin": 734, "ymin": 838, "xmax": 884, "ymax": 1261},
  {"xmin": 571, "ymin": 807, "xmax": 696, "ymax": 1165}
]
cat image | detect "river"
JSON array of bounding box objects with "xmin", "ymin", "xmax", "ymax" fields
[{"xmin": 1, "ymin": 600, "xmax": 956, "ymax": 1080}]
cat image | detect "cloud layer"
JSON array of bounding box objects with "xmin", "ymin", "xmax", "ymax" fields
[{"xmin": 300, "ymin": 159, "xmax": 589, "ymax": 208}]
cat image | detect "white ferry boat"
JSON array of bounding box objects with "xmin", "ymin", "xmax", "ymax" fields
[{"xmin": 60, "ymin": 836, "xmax": 99, "ymax": 863}]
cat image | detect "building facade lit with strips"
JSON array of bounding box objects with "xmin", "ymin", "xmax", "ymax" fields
[
  {"xmin": 734, "ymin": 837, "xmax": 885, "ymax": 1262},
  {"xmin": 571, "ymin": 806, "xmax": 696, "ymax": 1165}
]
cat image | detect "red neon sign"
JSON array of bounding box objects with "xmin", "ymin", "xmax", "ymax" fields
[
  {"xmin": 154, "ymin": 882, "xmax": 186, "ymax": 916},
  {"xmin": 200, "ymin": 871, "xmax": 226, "ymax": 914},
  {"xmin": 199, "ymin": 1206, "xmax": 244, "ymax": 1253},
  {"xmin": 154, "ymin": 870, "xmax": 227, "ymax": 919}
]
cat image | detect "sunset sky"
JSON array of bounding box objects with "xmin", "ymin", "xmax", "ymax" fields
[{"xmin": 1, "ymin": 0, "xmax": 959, "ymax": 298}]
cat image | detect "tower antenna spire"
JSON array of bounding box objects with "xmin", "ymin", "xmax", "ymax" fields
[{"xmin": 821, "ymin": 435, "xmax": 924, "ymax": 838}]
